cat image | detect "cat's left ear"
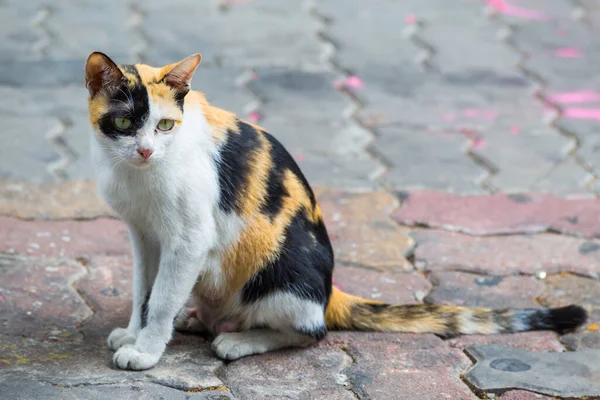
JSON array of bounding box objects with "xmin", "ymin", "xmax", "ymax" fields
[{"xmin": 161, "ymin": 53, "xmax": 202, "ymax": 93}]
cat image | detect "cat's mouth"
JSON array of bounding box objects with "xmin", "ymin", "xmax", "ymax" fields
[{"xmin": 130, "ymin": 158, "xmax": 153, "ymax": 168}]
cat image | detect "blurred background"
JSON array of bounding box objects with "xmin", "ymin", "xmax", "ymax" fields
[{"xmin": 1, "ymin": 0, "xmax": 600, "ymax": 195}]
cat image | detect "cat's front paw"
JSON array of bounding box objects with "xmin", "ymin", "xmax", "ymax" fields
[
  {"xmin": 113, "ymin": 344, "xmax": 161, "ymax": 370},
  {"xmin": 107, "ymin": 327, "xmax": 137, "ymax": 351}
]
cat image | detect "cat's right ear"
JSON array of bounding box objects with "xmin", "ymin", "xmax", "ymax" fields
[{"xmin": 85, "ymin": 52, "xmax": 124, "ymax": 97}]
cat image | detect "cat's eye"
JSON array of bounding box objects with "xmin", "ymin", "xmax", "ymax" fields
[
  {"xmin": 157, "ymin": 119, "xmax": 175, "ymax": 131},
  {"xmin": 114, "ymin": 117, "xmax": 132, "ymax": 130}
]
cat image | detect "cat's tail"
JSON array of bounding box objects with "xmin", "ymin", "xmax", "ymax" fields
[{"xmin": 324, "ymin": 287, "xmax": 587, "ymax": 336}]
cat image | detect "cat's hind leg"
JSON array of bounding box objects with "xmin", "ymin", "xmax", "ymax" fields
[
  {"xmin": 211, "ymin": 293, "xmax": 327, "ymax": 360},
  {"xmin": 212, "ymin": 329, "xmax": 316, "ymax": 360}
]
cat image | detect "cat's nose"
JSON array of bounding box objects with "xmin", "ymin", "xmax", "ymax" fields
[{"xmin": 137, "ymin": 148, "xmax": 154, "ymax": 160}]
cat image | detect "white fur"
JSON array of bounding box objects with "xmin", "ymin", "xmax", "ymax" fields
[
  {"xmin": 240, "ymin": 292, "xmax": 325, "ymax": 332},
  {"xmin": 212, "ymin": 329, "xmax": 313, "ymax": 361},
  {"xmin": 93, "ymin": 101, "xmax": 221, "ymax": 369}
]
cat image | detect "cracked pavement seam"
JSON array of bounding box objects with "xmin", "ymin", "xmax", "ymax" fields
[
  {"xmin": 307, "ymin": 0, "xmax": 390, "ymax": 185},
  {"xmin": 484, "ymin": 6, "xmax": 598, "ymax": 196}
]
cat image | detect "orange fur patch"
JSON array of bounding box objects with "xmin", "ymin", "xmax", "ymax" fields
[{"xmin": 219, "ymin": 128, "xmax": 323, "ymax": 296}]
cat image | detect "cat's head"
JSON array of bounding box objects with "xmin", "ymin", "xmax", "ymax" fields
[{"xmin": 85, "ymin": 52, "xmax": 202, "ymax": 167}]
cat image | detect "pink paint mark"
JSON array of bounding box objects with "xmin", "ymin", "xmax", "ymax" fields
[
  {"xmin": 548, "ymin": 91, "xmax": 600, "ymax": 104},
  {"xmin": 441, "ymin": 113, "xmax": 456, "ymax": 122},
  {"xmin": 482, "ymin": 110, "xmax": 499, "ymax": 120},
  {"xmin": 294, "ymin": 153, "xmax": 305, "ymax": 162},
  {"xmin": 511, "ymin": 125, "xmax": 520, "ymax": 135},
  {"xmin": 0, "ymin": 295, "xmax": 4, "ymax": 301},
  {"xmin": 333, "ymin": 284, "xmax": 342, "ymax": 290},
  {"xmin": 345, "ymin": 76, "xmax": 364, "ymax": 89},
  {"xmin": 461, "ymin": 109, "xmax": 499, "ymax": 120},
  {"xmin": 251, "ymin": 71, "xmax": 258, "ymax": 80},
  {"xmin": 405, "ymin": 14, "xmax": 417, "ymax": 25},
  {"xmin": 463, "ymin": 109, "xmax": 478, "ymax": 118},
  {"xmin": 486, "ymin": 0, "xmax": 550, "ymax": 21},
  {"xmin": 470, "ymin": 137, "xmax": 487, "ymax": 148},
  {"xmin": 335, "ymin": 76, "xmax": 364, "ymax": 90},
  {"xmin": 461, "ymin": 128, "xmax": 486, "ymax": 148},
  {"xmin": 554, "ymin": 47, "xmax": 583, "ymax": 58},
  {"xmin": 563, "ymin": 108, "xmax": 600, "ymax": 120},
  {"xmin": 248, "ymin": 112, "xmax": 262, "ymax": 123}
]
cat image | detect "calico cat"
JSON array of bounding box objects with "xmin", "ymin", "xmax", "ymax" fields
[{"xmin": 85, "ymin": 52, "xmax": 587, "ymax": 371}]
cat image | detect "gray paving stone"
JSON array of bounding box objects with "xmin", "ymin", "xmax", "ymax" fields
[
  {"xmin": 530, "ymin": 158, "xmax": 593, "ymax": 195},
  {"xmin": 140, "ymin": 0, "xmax": 321, "ymax": 68},
  {"xmin": 464, "ymin": 344, "xmax": 600, "ymax": 398},
  {"xmin": 0, "ymin": 117, "xmax": 60, "ymax": 182},
  {"xmin": 220, "ymin": 346, "xmax": 355, "ymax": 400},
  {"xmin": 0, "ymin": 375, "xmax": 234, "ymax": 400},
  {"xmin": 373, "ymin": 125, "xmax": 485, "ymax": 193},
  {"xmin": 0, "ymin": 340, "xmax": 225, "ymax": 391},
  {"xmin": 45, "ymin": 0, "xmax": 137, "ymax": 62},
  {"xmin": 248, "ymin": 67, "xmax": 381, "ymax": 188}
]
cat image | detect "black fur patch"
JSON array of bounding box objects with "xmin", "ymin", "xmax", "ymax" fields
[
  {"xmin": 140, "ymin": 293, "xmax": 151, "ymax": 329},
  {"xmin": 527, "ymin": 305, "xmax": 587, "ymax": 334},
  {"xmin": 241, "ymin": 209, "xmax": 334, "ymax": 305},
  {"xmin": 215, "ymin": 120, "xmax": 262, "ymax": 213},
  {"xmin": 97, "ymin": 64, "xmax": 150, "ymax": 140},
  {"xmin": 298, "ymin": 325, "xmax": 327, "ymax": 341},
  {"xmin": 260, "ymin": 132, "xmax": 317, "ymax": 219}
]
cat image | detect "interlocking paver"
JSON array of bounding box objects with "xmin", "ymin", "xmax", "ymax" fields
[
  {"xmin": 394, "ymin": 190, "xmax": 600, "ymax": 237},
  {"xmin": 0, "ymin": 180, "xmax": 112, "ymax": 219},
  {"xmin": 0, "ymin": 254, "xmax": 90, "ymax": 341},
  {"xmin": 448, "ymin": 332, "xmax": 564, "ymax": 353},
  {"xmin": 333, "ymin": 266, "xmax": 431, "ymax": 305},
  {"xmin": 0, "ymin": 377, "xmax": 234, "ymax": 400},
  {"xmin": 412, "ymin": 230, "xmax": 600, "ymax": 276},
  {"xmin": 465, "ymin": 344, "xmax": 600, "ymax": 398},
  {"xmin": 315, "ymin": 188, "xmax": 414, "ymax": 271},
  {"xmin": 141, "ymin": 0, "xmax": 321, "ymax": 68},
  {"xmin": 219, "ymin": 347, "xmax": 356, "ymax": 400},
  {"xmin": 426, "ymin": 271, "xmax": 545, "ymax": 308},
  {"xmin": 538, "ymin": 274, "xmax": 600, "ymax": 350},
  {"xmin": 344, "ymin": 339, "xmax": 477, "ymax": 400},
  {"xmin": 247, "ymin": 67, "xmax": 381, "ymax": 188},
  {"xmin": 500, "ymin": 391, "xmax": 554, "ymax": 400},
  {"xmin": 0, "ymin": 217, "xmax": 130, "ymax": 258}
]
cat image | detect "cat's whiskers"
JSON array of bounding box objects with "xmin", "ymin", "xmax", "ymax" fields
[{"xmin": 117, "ymin": 86, "xmax": 135, "ymax": 112}]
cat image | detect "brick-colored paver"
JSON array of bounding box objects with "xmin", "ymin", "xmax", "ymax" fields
[
  {"xmin": 395, "ymin": 190, "xmax": 600, "ymax": 237},
  {"xmin": 538, "ymin": 274, "xmax": 600, "ymax": 350},
  {"xmin": 0, "ymin": 217, "xmax": 129, "ymax": 258},
  {"xmin": 426, "ymin": 271, "xmax": 545, "ymax": 308},
  {"xmin": 500, "ymin": 390, "xmax": 554, "ymax": 400},
  {"xmin": 0, "ymin": 254, "xmax": 90, "ymax": 341},
  {"xmin": 0, "ymin": 180, "xmax": 113, "ymax": 219},
  {"xmin": 333, "ymin": 266, "xmax": 431, "ymax": 305},
  {"xmin": 413, "ymin": 230, "xmax": 600, "ymax": 276},
  {"xmin": 316, "ymin": 188, "xmax": 414, "ymax": 271},
  {"xmin": 345, "ymin": 339, "xmax": 476, "ymax": 399}
]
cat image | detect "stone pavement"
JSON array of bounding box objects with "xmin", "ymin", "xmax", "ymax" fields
[{"xmin": 2, "ymin": 0, "xmax": 600, "ymax": 399}]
